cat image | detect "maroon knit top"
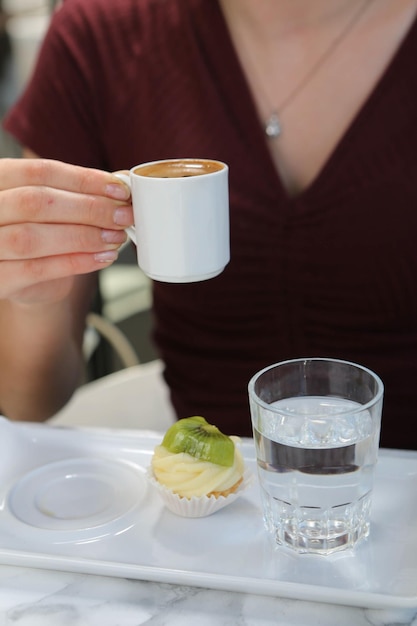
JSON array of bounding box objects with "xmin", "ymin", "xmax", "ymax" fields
[{"xmin": 4, "ymin": 0, "xmax": 417, "ymax": 448}]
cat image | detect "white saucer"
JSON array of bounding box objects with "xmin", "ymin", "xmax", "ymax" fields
[{"xmin": 8, "ymin": 457, "xmax": 146, "ymax": 536}]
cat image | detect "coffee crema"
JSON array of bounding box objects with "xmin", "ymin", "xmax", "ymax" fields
[{"xmin": 134, "ymin": 158, "xmax": 224, "ymax": 179}]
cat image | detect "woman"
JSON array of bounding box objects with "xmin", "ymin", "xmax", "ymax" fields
[{"xmin": 1, "ymin": 0, "xmax": 417, "ymax": 448}]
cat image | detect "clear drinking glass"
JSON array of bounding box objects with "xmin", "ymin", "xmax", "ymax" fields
[{"xmin": 248, "ymin": 358, "xmax": 384, "ymax": 555}]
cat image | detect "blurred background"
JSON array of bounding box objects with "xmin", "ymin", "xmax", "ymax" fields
[{"xmin": 0, "ymin": 0, "xmax": 157, "ymax": 381}]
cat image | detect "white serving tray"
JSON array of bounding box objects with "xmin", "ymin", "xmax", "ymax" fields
[{"xmin": 0, "ymin": 417, "xmax": 416, "ymax": 610}]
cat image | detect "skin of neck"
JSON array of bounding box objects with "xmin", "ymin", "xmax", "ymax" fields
[{"xmin": 218, "ymin": 0, "xmax": 369, "ymax": 38}]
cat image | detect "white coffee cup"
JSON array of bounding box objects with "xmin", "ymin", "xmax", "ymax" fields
[{"xmin": 115, "ymin": 158, "xmax": 229, "ymax": 283}]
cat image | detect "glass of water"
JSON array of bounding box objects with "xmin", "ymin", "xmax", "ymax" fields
[{"xmin": 248, "ymin": 358, "xmax": 384, "ymax": 555}]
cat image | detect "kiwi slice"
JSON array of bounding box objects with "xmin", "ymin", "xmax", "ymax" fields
[{"xmin": 161, "ymin": 416, "xmax": 234, "ymax": 467}]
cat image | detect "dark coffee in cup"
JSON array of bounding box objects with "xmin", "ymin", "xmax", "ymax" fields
[{"xmin": 135, "ymin": 158, "xmax": 224, "ymax": 179}]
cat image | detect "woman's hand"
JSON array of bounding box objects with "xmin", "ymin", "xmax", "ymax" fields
[{"xmin": 0, "ymin": 157, "xmax": 133, "ymax": 305}]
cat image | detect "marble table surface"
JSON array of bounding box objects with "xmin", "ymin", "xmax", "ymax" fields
[
  {"xmin": 0, "ymin": 563, "xmax": 415, "ymax": 626},
  {"xmin": 0, "ymin": 417, "xmax": 415, "ymax": 625}
]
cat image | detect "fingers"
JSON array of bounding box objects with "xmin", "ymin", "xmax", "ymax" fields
[
  {"xmin": 0, "ymin": 252, "xmax": 119, "ymax": 299},
  {"xmin": 0, "ymin": 223, "xmax": 128, "ymax": 260},
  {"xmin": 0, "ymin": 158, "xmax": 134, "ymax": 303},
  {"xmin": 0, "ymin": 158, "xmax": 130, "ymax": 200},
  {"xmin": 0, "ymin": 185, "xmax": 133, "ymax": 229}
]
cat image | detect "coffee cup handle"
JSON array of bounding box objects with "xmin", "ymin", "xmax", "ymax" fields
[
  {"xmin": 114, "ymin": 172, "xmax": 137, "ymax": 246},
  {"xmin": 125, "ymin": 225, "xmax": 137, "ymax": 246}
]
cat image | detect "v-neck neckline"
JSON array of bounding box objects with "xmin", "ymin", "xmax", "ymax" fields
[{"xmin": 211, "ymin": 0, "xmax": 417, "ymax": 205}]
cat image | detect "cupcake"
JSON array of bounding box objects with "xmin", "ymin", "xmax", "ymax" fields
[{"xmin": 149, "ymin": 416, "xmax": 249, "ymax": 517}]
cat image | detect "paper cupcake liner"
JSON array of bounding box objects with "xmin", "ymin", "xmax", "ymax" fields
[{"xmin": 147, "ymin": 468, "xmax": 253, "ymax": 518}]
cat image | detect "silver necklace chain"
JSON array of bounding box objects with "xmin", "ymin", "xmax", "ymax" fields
[{"xmin": 265, "ymin": 0, "xmax": 375, "ymax": 139}]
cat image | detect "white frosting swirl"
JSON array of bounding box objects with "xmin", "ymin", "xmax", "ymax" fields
[{"xmin": 151, "ymin": 436, "xmax": 244, "ymax": 498}]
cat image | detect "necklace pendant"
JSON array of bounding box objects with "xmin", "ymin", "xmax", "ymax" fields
[{"xmin": 265, "ymin": 112, "xmax": 281, "ymax": 138}]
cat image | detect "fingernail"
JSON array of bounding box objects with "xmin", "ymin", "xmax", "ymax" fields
[
  {"xmin": 106, "ymin": 183, "xmax": 130, "ymax": 200},
  {"xmin": 94, "ymin": 250, "xmax": 119, "ymax": 263},
  {"xmin": 114, "ymin": 207, "xmax": 134, "ymax": 226},
  {"xmin": 101, "ymin": 229, "xmax": 127, "ymax": 243}
]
